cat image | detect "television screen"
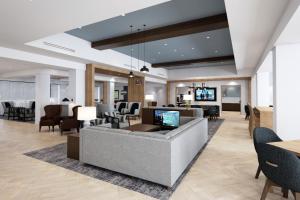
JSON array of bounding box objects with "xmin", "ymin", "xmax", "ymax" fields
[
  {"xmin": 154, "ymin": 110, "xmax": 180, "ymax": 129},
  {"xmin": 195, "ymin": 87, "xmax": 217, "ymax": 101}
]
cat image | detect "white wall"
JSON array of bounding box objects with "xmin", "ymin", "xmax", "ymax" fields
[
  {"xmin": 251, "ymin": 74, "xmax": 257, "ymax": 106},
  {"xmin": 273, "ymin": 44, "xmax": 300, "ymax": 140},
  {"xmin": 145, "ymin": 82, "xmax": 167, "ymax": 106},
  {"xmin": 170, "ymin": 79, "xmax": 249, "ymax": 114},
  {"xmin": 256, "ymin": 72, "xmax": 273, "ymax": 106}
]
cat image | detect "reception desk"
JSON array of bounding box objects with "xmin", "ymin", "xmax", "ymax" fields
[
  {"xmin": 142, "ymin": 107, "xmax": 202, "ymax": 124},
  {"xmin": 249, "ymin": 106, "xmax": 273, "ymax": 136}
]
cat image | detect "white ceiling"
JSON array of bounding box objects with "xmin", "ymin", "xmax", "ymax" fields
[
  {"xmin": 225, "ymin": 0, "xmax": 290, "ymax": 74},
  {"xmin": 276, "ymin": 5, "xmax": 300, "ymax": 45},
  {"xmin": 0, "ymin": 57, "xmax": 52, "ymax": 74},
  {"xmin": 0, "ymin": 0, "xmax": 169, "ymax": 52}
]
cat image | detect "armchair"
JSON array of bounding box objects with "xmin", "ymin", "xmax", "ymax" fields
[
  {"xmin": 123, "ymin": 102, "xmax": 141, "ymax": 119},
  {"xmin": 60, "ymin": 105, "xmax": 81, "ymax": 135},
  {"xmin": 39, "ymin": 105, "xmax": 61, "ymax": 132},
  {"xmin": 115, "ymin": 102, "xmax": 127, "ymax": 114},
  {"xmin": 19, "ymin": 101, "xmax": 35, "ymax": 121}
]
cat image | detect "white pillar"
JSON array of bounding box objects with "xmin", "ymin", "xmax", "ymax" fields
[
  {"xmin": 251, "ymin": 74, "xmax": 257, "ymax": 106},
  {"xmin": 273, "ymin": 44, "xmax": 300, "ymax": 140},
  {"xmin": 68, "ymin": 69, "xmax": 85, "ymax": 106},
  {"xmin": 35, "ymin": 72, "xmax": 50, "ymax": 124},
  {"xmin": 107, "ymin": 81, "xmax": 115, "ymax": 106}
]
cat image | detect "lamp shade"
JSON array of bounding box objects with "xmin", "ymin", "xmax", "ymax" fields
[
  {"xmin": 145, "ymin": 94, "xmax": 154, "ymax": 101},
  {"xmin": 183, "ymin": 95, "xmax": 193, "ymax": 101},
  {"xmin": 77, "ymin": 107, "xmax": 97, "ymax": 121}
]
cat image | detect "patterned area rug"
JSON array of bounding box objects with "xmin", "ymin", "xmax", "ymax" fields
[{"xmin": 24, "ymin": 119, "xmax": 224, "ymax": 200}]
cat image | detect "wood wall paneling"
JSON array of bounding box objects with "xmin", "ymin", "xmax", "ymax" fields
[
  {"xmin": 85, "ymin": 64, "xmax": 95, "ymax": 106},
  {"xmin": 128, "ymin": 76, "xmax": 145, "ymax": 107}
]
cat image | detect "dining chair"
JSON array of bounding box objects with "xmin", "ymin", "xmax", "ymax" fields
[
  {"xmin": 257, "ymin": 143, "xmax": 300, "ymax": 200},
  {"xmin": 253, "ymin": 127, "xmax": 282, "ymax": 179}
]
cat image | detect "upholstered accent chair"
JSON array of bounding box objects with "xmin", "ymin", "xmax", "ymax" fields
[
  {"xmin": 39, "ymin": 105, "xmax": 62, "ymax": 132},
  {"xmin": 253, "ymin": 127, "xmax": 282, "ymax": 179},
  {"xmin": 60, "ymin": 105, "xmax": 81, "ymax": 135},
  {"xmin": 115, "ymin": 102, "xmax": 127, "ymax": 114},
  {"xmin": 124, "ymin": 102, "xmax": 141, "ymax": 117},
  {"xmin": 19, "ymin": 101, "xmax": 35, "ymax": 121},
  {"xmin": 257, "ymin": 143, "xmax": 300, "ymax": 200}
]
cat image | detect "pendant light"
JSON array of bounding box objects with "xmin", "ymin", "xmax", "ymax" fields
[
  {"xmin": 137, "ymin": 28, "xmax": 141, "ymax": 71},
  {"xmin": 128, "ymin": 25, "xmax": 134, "ymax": 78},
  {"xmin": 140, "ymin": 24, "xmax": 149, "ymax": 73}
]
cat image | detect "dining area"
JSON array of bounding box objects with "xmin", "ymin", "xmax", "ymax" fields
[
  {"xmin": 253, "ymin": 127, "xmax": 300, "ymax": 200},
  {"xmin": 1, "ymin": 100, "xmax": 35, "ymax": 122}
]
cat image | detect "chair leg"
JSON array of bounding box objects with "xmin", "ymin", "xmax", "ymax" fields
[
  {"xmin": 282, "ymin": 188, "xmax": 288, "ymax": 198},
  {"xmin": 52, "ymin": 126, "xmax": 54, "ymax": 132},
  {"xmin": 48, "ymin": 126, "xmax": 50, "ymax": 131},
  {"xmin": 39, "ymin": 125, "xmax": 41, "ymax": 132},
  {"xmin": 255, "ymin": 165, "xmax": 261, "ymax": 179},
  {"xmin": 260, "ymin": 179, "xmax": 273, "ymax": 200}
]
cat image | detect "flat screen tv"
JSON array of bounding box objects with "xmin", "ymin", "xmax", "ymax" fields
[
  {"xmin": 195, "ymin": 87, "xmax": 217, "ymax": 101},
  {"xmin": 154, "ymin": 110, "xmax": 180, "ymax": 129}
]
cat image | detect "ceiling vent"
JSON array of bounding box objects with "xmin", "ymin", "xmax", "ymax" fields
[{"xmin": 43, "ymin": 42, "xmax": 76, "ymax": 53}]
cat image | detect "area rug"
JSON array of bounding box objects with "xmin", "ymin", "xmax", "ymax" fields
[{"xmin": 24, "ymin": 119, "xmax": 224, "ymax": 200}]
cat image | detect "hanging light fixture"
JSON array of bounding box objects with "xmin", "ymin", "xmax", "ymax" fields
[
  {"xmin": 140, "ymin": 24, "xmax": 149, "ymax": 73},
  {"xmin": 128, "ymin": 25, "xmax": 134, "ymax": 78}
]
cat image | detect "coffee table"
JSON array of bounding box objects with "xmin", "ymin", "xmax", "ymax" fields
[{"xmin": 122, "ymin": 124, "xmax": 160, "ymax": 132}]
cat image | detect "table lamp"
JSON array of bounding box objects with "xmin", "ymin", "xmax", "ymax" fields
[
  {"xmin": 145, "ymin": 94, "xmax": 154, "ymax": 107},
  {"xmin": 183, "ymin": 94, "xmax": 193, "ymax": 108},
  {"xmin": 77, "ymin": 107, "xmax": 97, "ymax": 127}
]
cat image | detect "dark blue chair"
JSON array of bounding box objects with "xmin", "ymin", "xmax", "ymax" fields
[
  {"xmin": 257, "ymin": 143, "xmax": 300, "ymax": 200},
  {"xmin": 253, "ymin": 127, "xmax": 282, "ymax": 179}
]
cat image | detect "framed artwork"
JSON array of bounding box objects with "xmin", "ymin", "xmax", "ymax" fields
[{"xmin": 114, "ymin": 90, "xmax": 119, "ymax": 100}]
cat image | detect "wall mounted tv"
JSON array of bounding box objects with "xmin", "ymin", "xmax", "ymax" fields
[{"xmin": 194, "ymin": 87, "xmax": 217, "ymax": 101}]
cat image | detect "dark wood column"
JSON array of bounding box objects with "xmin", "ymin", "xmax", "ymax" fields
[
  {"xmin": 128, "ymin": 76, "xmax": 145, "ymax": 107},
  {"xmin": 85, "ymin": 64, "xmax": 95, "ymax": 106}
]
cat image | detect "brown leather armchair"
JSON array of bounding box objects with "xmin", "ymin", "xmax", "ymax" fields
[
  {"xmin": 39, "ymin": 105, "xmax": 62, "ymax": 132},
  {"xmin": 60, "ymin": 105, "xmax": 81, "ymax": 135}
]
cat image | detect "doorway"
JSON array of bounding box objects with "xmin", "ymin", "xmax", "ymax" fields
[{"xmin": 221, "ymin": 85, "xmax": 241, "ymax": 112}]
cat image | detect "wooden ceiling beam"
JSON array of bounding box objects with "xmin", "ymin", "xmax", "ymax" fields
[
  {"xmin": 152, "ymin": 55, "xmax": 234, "ymax": 68},
  {"xmin": 92, "ymin": 13, "xmax": 228, "ymax": 50}
]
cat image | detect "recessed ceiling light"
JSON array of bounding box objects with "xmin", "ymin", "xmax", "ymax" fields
[
  {"xmin": 121, "ymin": 13, "xmax": 126, "ymax": 16},
  {"xmin": 215, "ymin": 50, "xmax": 219, "ymax": 53},
  {"xmin": 206, "ymin": 36, "xmax": 211, "ymax": 39},
  {"xmin": 78, "ymin": 26, "xmax": 82, "ymax": 29},
  {"xmin": 192, "ymin": 47, "xmax": 195, "ymax": 50},
  {"xmin": 158, "ymin": 52, "xmax": 161, "ymax": 54},
  {"xmin": 174, "ymin": 49, "xmax": 177, "ymax": 52},
  {"xmin": 164, "ymin": 43, "xmax": 168, "ymax": 46}
]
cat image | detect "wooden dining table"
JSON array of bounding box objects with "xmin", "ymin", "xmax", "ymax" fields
[{"xmin": 269, "ymin": 140, "xmax": 300, "ymax": 157}]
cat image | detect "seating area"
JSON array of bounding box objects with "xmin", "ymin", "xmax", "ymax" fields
[
  {"xmin": 253, "ymin": 127, "xmax": 300, "ymax": 200},
  {"xmin": 1, "ymin": 101, "xmax": 35, "ymax": 121},
  {"xmin": 2, "ymin": 0, "xmax": 300, "ymax": 199}
]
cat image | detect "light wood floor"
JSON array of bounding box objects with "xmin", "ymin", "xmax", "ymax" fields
[{"xmin": 0, "ymin": 112, "xmax": 293, "ymax": 200}]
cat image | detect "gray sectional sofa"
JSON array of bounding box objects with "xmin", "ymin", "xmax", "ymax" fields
[{"xmin": 80, "ymin": 117, "xmax": 208, "ymax": 187}]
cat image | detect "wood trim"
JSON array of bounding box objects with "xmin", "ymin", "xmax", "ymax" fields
[
  {"xmin": 152, "ymin": 55, "xmax": 234, "ymax": 68},
  {"xmin": 102, "ymin": 82, "xmax": 108, "ymax": 104},
  {"xmin": 168, "ymin": 77, "xmax": 251, "ymax": 83},
  {"xmin": 92, "ymin": 14, "xmax": 228, "ymax": 50},
  {"xmin": 85, "ymin": 64, "xmax": 95, "ymax": 106}
]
